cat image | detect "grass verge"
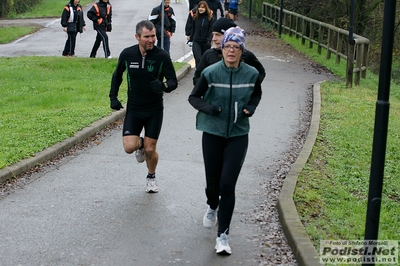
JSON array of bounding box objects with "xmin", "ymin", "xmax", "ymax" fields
[
  {"xmin": 1, "ymin": 0, "xmax": 94, "ymax": 42},
  {"xmin": 0, "ymin": 56, "xmax": 185, "ymax": 169},
  {"xmin": 8, "ymin": 0, "xmax": 94, "ymax": 18},
  {"xmin": 280, "ymin": 34, "xmax": 400, "ymax": 262},
  {"xmin": 0, "ymin": 26, "xmax": 42, "ymax": 44}
]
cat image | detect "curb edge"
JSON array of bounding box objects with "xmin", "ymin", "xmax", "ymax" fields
[{"xmin": 277, "ymin": 81, "xmax": 325, "ymax": 266}]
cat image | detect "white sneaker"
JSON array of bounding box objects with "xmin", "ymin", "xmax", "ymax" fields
[
  {"xmin": 107, "ymin": 55, "xmax": 112, "ymax": 59},
  {"xmin": 146, "ymin": 177, "xmax": 159, "ymax": 193},
  {"xmin": 215, "ymin": 233, "xmax": 231, "ymax": 255},
  {"xmin": 203, "ymin": 206, "xmax": 218, "ymax": 228},
  {"xmin": 135, "ymin": 136, "xmax": 145, "ymax": 163}
]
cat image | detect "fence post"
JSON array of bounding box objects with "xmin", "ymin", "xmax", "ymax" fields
[
  {"xmin": 301, "ymin": 17, "xmax": 306, "ymax": 45},
  {"xmin": 249, "ymin": 0, "xmax": 252, "ymax": 19},
  {"xmin": 326, "ymin": 28, "xmax": 332, "ymax": 59},
  {"xmin": 346, "ymin": 39, "xmax": 355, "ymax": 87},
  {"xmin": 317, "ymin": 24, "xmax": 323, "ymax": 54},
  {"xmin": 309, "ymin": 23, "xmax": 314, "ymax": 49},
  {"xmin": 362, "ymin": 43, "xmax": 369, "ymax": 79},
  {"xmin": 336, "ymin": 32, "xmax": 343, "ymax": 64},
  {"xmin": 355, "ymin": 43, "xmax": 363, "ymax": 85},
  {"xmin": 278, "ymin": 0, "xmax": 283, "ymax": 37}
]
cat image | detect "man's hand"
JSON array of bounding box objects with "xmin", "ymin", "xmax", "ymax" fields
[
  {"xmin": 110, "ymin": 98, "xmax": 124, "ymax": 110},
  {"xmin": 150, "ymin": 78, "xmax": 164, "ymax": 94}
]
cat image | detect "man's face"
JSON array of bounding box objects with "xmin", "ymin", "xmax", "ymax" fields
[
  {"xmin": 135, "ymin": 27, "xmax": 157, "ymax": 52},
  {"xmin": 212, "ymin": 32, "xmax": 224, "ymax": 49},
  {"xmin": 164, "ymin": 0, "xmax": 170, "ymax": 7}
]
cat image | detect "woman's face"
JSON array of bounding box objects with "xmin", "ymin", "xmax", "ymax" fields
[
  {"xmin": 73, "ymin": 0, "xmax": 80, "ymax": 5},
  {"xmin": 198, "ymin": 5, "xmax": 206, "ymax": 14},
  {"xmin": 222, "ymin": 41, "xmax": 242, "ymax": 66}
]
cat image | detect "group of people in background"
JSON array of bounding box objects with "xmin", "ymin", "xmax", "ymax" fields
[
  {"xmin": 60, "ymin": 0, "xmax": 263, "ymax": 258},
  {"xmin": 60, "ymin": 0, "xmax": 242, "ymax": 59},
  {"xmin": 61, "ymin": 0, "xmax": 112, "ymax": 58}
]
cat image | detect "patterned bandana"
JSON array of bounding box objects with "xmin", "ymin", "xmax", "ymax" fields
[{"xmin": 221, "ymin": 26, "xmax": 246, "ymax": 51}]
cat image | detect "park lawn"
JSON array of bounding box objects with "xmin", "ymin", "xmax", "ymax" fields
[
  {"xmin": 0, "ymin": 0, "xmax": 95, "ymax": 43},
  {"xmin": 0, "ymin": 26, "xmax": 42, "ymax": 44},
  {"xmin": 281, "ymin": 33, "xmax": 400, "ymax": 260},
  {"xmin": 8, "ymin": 0, "xmax": 94, "ymax": 18},
  {"xmin": 0, "ymin": 56, "xmax": 185, "ymax": 169}
]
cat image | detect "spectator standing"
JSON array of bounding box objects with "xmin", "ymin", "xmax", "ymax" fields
[
  {"xmin": 186, "ymin": 1, "xmax": 214, "ymax": 68},
  {"xmin": 109, "ymin": 20, "xmax": 177, "ymax": 193},
  {"xmin": 193, "ymin": 18, "xmax": 266, "ymax": 85},
  {"xmin": 149, "ymin": 0, "xmax": 176, "ymax": 55},
  {"xmin": 61, "ymin": 0, "xmax": 86, "ymax": 57},
  {"xmin": 87, "ymin": 0, "xmax": 112, "ymax": 58},
  {"xmin": 188, "ymin": 26, "xmax": 262, "ymax": 255}
]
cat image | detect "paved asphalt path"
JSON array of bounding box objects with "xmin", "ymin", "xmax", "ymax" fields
[{"xmin": 0, "ymin": 0, "xmax": 333, "ymax": 265}]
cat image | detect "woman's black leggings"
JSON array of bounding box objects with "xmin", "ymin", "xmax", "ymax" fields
[{"xmin": 202, "ymin": 132, "xmax": 248, "ymax": 236}]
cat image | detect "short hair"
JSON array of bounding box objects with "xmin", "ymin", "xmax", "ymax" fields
[{"xmin": 136, "ymin": 20, "xmax": 155, "ymax": 36}]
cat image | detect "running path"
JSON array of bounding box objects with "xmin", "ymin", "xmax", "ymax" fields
[{"xmin": 0, "ymin": 1, "xmax": 334, "ymax": 264}]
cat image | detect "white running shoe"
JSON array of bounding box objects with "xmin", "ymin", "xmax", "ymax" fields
[
  {"xmin": 215, "ymin": 233, "xmax": 232, "ymax": 255},
  {"xmin": 203, "ymin": 206, "xmax": 218, "ymax": 228},
  {"xmin": 146, "ymin": 178, "xmax": 159, "ymax": 193},
  {"xmin": 135, "ymin": 136, "xmax": 145, "ymax": 163}
]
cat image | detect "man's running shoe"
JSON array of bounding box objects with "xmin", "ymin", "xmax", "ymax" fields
[
  {"xmin": 215, "ymin": 233, "xmax": 232, "ymax": 255},
  {"xmin": 146, "ymin": 178, "xmax": 159, "ymax": 193},
  {"xmin": 203, "ymin": 206, "xmax": 218, "ymax": 228},
  {"xmin": 135, "ymin": 136, "xmax": 145, "ymax": 163}
]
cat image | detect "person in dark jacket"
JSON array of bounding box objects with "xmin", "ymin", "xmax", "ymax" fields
[
  {"xmin": 206, "ymin": 0, "xmax": 224, "ymax": 20},
  {"xmin": 109, "ymin": 20, "xmax": 177, "ymax": 193},
  {"xmin": 186, "ymin": 1, "xmax": 214, "ymax": 67},
  {"xmin": 61, "ymin": 0, "xmax": 86, "ymax": 56},
  {"xmin": 188, "ymin": 26, "xmax": 262, "ymax": 255},
  {"xmin": 149, "ymin": 0, "xmax": 176, "ymax": 55},
  {"xmin": 189, "ymin": 0, "xmax": 199, "ymax": 10},
  {"xmin": 87, "ymin": 0, "xmax": 112, "ymax": 58},
  {"xmin": 193, "ymin": 18, "xmax": 266, "ymax": 85},
  {"xmin": 191, "ymin": 0, "xmax": 223, "ymax": 18}
]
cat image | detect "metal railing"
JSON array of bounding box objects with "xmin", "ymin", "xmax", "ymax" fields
[{"xmin": 262, "ymin": 2, "xmax": 370, "ymax": 87}]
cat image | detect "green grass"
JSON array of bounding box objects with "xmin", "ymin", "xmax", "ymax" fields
[
  {"xmin": 9, "ymin": 0, "xmax": 94, "ymax": 18},
  {"xmin": 0, "ymin": 57, "xmax": 185, "ymax": 169},
  {"xmin": 0, "ymin": 26, "xmax": 42, "ymax": 44},
  {"xmin": 1, "ymin": 0, "xmax": 95, "ymax": 43},
  {"xmin": 282, "ymin": 34, "xmax": 400, "ymax": 263}
]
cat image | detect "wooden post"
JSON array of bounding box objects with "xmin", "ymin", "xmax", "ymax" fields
[{"xmin": 346, "ymin": 40, "xmax": 355, "ymax": 87}]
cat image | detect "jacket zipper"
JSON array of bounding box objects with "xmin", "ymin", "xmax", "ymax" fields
[{"xmin": 226, "ymin": 69, "xmax": 233, "ymax": 137}]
